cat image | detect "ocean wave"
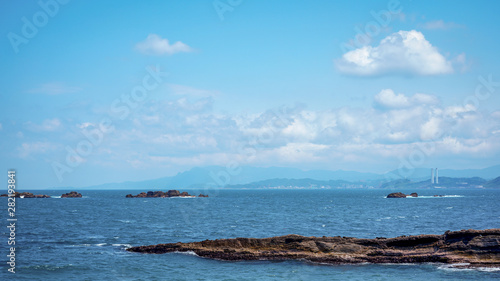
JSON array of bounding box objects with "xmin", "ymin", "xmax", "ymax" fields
[
  {"xmin": 437, "ymin": 263, "xmax": 500, "ymax": 272},
  {"xmin": 407, "ymin": 195, "xmax": 465, "ymax": 198},
  {"xmin": 112, "ymin": 243, "xmax": 132, "ymax": 249},
  {"xmin": 22, "ymin": 264, "xmax": 76, "ymax": 271},
  {"xmin": 174, "ymin": 250, "xmax": 199, "ymax": 256}
]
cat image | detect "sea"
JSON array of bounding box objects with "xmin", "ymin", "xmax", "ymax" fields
[{"xmin": 1, "ymin": 189, "xmax": 499, "ymax": 280}]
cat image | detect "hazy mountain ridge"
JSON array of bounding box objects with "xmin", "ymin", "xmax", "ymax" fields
[{"xmin": 48, "ymin": 165, "xmax": 500, "ymax": 190}]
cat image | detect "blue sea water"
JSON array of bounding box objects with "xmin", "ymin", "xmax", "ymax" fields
[{"xmin": 1, "ymin": 189, "xmax": 499, "ymax": 280}]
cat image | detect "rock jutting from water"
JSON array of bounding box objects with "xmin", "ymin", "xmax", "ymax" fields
[
  {"xmin": 61, "ymin": 191, "xmax": 82, "ymax": 198},
  {"xmin": 127, "ymin": 229, "xmax": 500, "ymax": 269},
  {"xmin": 125, "ymin": 190, "xmax": 208, "ymax": 198},
  {"xmin": 386, "ymin": 192, "xmax": 418, "ymax": 198},
  {"xmin": 0, "ymin": 192, "xmax": 50, "ymax": 198}
]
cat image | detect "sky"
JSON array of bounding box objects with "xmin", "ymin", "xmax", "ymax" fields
[{"xmin": 1, "ymin": 0, "xmax": 500, "ymax": 188}]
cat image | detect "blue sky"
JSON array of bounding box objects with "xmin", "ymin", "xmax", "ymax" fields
[{"xmin": 1, "ymin": 0, "xmax": 500, "ymax": 188}]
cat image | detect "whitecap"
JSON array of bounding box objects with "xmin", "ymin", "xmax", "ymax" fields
[
  {"xmin": 436, "ymin": 263, "xmax": 500, "ymax": 272},
  {"xmin": 413, "ymin": 195, "xmax": 465, "ymax": 199},
  {"xmin": 68, "ymin": 244, "xmax": 91, "ymax": 247},
  {"xmin": 174, "ymin": 250, "xmax": 199, "ymax": 256},
  {"xmin": 112, "ymin": 243, "xmax": 132, "ymax": 249}
]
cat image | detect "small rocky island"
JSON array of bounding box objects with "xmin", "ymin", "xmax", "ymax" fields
[
  {"xmin": 386, "ymin": 192, "xmax": 418, "ymax": 198},
  {"xmin": 125, "ymin": 190, "xmax": 208, "ymax": 198},
  {"xmin": 0, "ymin": 192, "xmax": 50, "ymax": 198},
  {"xmin": 127, "ymin": 229, "xmax": 500, "ymax": 268},
  {"xmin": 61, "ymin": 191, "xmax": 82, "ymax": 198}
]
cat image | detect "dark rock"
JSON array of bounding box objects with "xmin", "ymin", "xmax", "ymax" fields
[
  {"xmin": 135, "ymin": 192, "xmax": 147, "ymax": 198},
  {"xmin": 61, "ymin": 191, "xmax": 82, "ymax": 198},
  {"xmin": 127, "ymin": 229, "xmax": 500, "ymax": 268},
  {"xmin": 126, "ymin": 190, "xmax": 202, "ymax": 198},
  {"xmin": 198, "ymin": 194, "xmax": 209, "ymax": 197},
  {"xmin": 386, "ymin": 192, "xmax": 407, "ymax": 198},
  {"xmin": 147, "ymin": 191, "xmax": 165, "ymax": 197},
  {"xmin": 409, "ymin": 193, "xmax": 418, "ymax": 197},
  {"xmin": 0, "ymin": 192, "xmax": 50, "ymax": 198},
  {"xmin": 167, "ymin": 190, "xmax": 181, "ymax": 197}
]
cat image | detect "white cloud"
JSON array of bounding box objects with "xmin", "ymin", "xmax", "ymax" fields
[
  {"xmin": 420, "ymin": 20, "xmax": 463, "ymax": 30},
  {"xmin": 336, "ymin": 30, "xmax": 454, "ymax": 76},
  {"xmin": 77, "ymin": 122, "xmax": 94, "ymax": 129},
  {"xmin": 375, "ymin": 89, "xmax": 439, "ymax": 109},
  {"xmin": 25, "ymin": 118, "xmax": 62, "ymax": 132},
  {"xmin": 26, "ymin": 91, "xmax": 498, "ymax": 172},
  {"xmin": 27, "ymin": 82, "xmax": 82, "ymax": 95},
  {"xmin": 375, "ymin": 89, "xmax": 410, "ymax": 108},
  {"xmin": 18, "ymin": 142, "xmax": 58, "ymax": 158},
  {"xmin": 420, "ymin": 117, "xmax": 442, "ymax": 140},
  {"xmin": 135, "ymin": 34, "xmax": 193, "ymax": 55}
]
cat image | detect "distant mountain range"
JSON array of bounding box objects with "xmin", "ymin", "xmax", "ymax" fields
[{"xmin": 51, "ymin": 165, "xmax": 500, "ymax": 190}]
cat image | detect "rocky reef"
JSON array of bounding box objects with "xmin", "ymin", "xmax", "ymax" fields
[
  {"xmin": 61, "ymin": 191, "xmax": 82, "ymax": 198},
  {"xmin": 125, "ymin": 190, "xmax": 208, "ymax": 198},
  {"xmin": 386, "ymin": 192, "xmax": 418, "ymax": 198},
  {"xmin": 127, "ymin": 229, "xmax": 500, "ymax": 268},
  {"xmin": 0, "ymin": 192, "xmax": 50, "ymax": 198}
]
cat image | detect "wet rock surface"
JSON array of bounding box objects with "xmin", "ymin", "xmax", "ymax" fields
[
  {"xmin": 61, "ymin": 191, "xmax": 82, "ymax": 198},
  {"xmin": 0, "ymin": 192, "xmax": 50, "ymax": 198},
  {"xmin": 125, "ymin": 190, "xmax": 205, "ymax": 198},
  {"xmin": 127, "ymin": 229, "xmax": 500, "ymax": 268},
  {"xmin": 386, "ymin": 192, "xmax": 418, "ymax": 198}
]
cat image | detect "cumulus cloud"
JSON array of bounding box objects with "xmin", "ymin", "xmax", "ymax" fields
[
  {"xmin": 27, "ymin": 82, "xmax": 82, "ymax": 95},
  {"xmin": 336, "ymin": 30, "xmax": 454, "ymax": 76},
  {"xmin": 374, "ymin": 89, "xmax": 439, "ymax": 109},
  {"xmin": 135, "ymin": 34, "xmax": 193, "ymax": 55},
  {"xmin": 20, "ymin": 91, "xmax": 499, "ymax": 173}
]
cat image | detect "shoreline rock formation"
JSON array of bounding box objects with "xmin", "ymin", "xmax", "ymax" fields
[
  {"xmin": 0, "ymin": 192, "xmax": 50, "ymax": 198},
  {"xmin": 127, "ymin": 229, "xmax": 500, "ymax": 268},
  {"xmin": 387, "ymin": 192, "xmax": 418, "ymax": 198},
  {"xmin": 61, "ymin": 191, "xmax": 82, "ymax": 198},
  {"xmin": 125, "ymin": 190, "xmax": 208, "ymax": 198}
]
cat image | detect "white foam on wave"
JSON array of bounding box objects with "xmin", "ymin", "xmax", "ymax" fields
[
  {"xmin": 112, "ymin": 243, "xmax": 132, "ymax": 249},
  {"xmin": 437, "ymin": 263, "xmax": 500, "ymax": 272},
  {"xmin": 95, "ymin": 243, "xmax": 107, "ymax": 247},
  {"xmin": 410, "ymin": 195, "xmax": 465, "ymax": 198},
  {"xmin": 70, "ymin": 244, "xmax": 91, "ymax": 247},
  {"xmin": 174, "ymin": 250, "xmax": 199, "ymax": 256},
  {"xmin": 52, "ymin": 196, "xmax": 61, "ymax": 198}
]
